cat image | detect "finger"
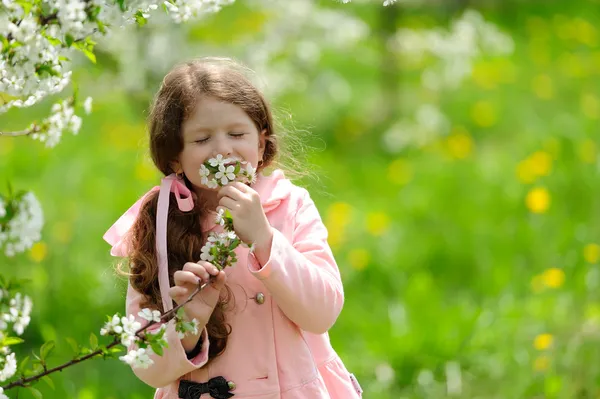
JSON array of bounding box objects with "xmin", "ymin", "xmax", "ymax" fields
[
  {"xmin": 217, "ymin": 185, "xmax": 244, "ymax": 201},
  {"xmin": 182, "ymin": 262, "xmax": 210, "ymax": 282},
  {"xmin": 210, "ymin": 271, "xmax": 227, "ymax": 291},
  {"xmin": 229, "ymin": 181, "xmax": 252, "ymax": 194},
  {"xmin": 173, "ymin": 270, "xmax": 201, "ymax": 286},
  {"xmin": 198, "ymin": 261, "xmax": 220, "ymax": 276},
  {"xmin": 218, "ymin": 196, "xmax": 239, "ymax": 212},
  {"xmin": 169, "ymin": 286, "xmax": 188, "ymax": 300},
  {"xmin": 200, "ymin": 271, "xmax": 227, "ymax": 308}
]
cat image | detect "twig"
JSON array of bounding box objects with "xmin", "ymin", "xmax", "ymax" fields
[
  {"xmin": 0, "ymin": 126, "xmax": 39, "ymax": 138},
  {"xmin": 1, "ymin": 284, "xmax": 205, "ymax": 391}
]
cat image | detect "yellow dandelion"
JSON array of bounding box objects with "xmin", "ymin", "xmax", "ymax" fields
[
  {"xmin": 533, "ymin": 355, "xmax": 550, "ymax": 372},
  {"xmin": 326, "ymin": 202, "xmax": 353, "ymax": 248},
  {"xmin": 541, "ymin": 268, "xmax": 565, "ymax": 288},
  {"xmin": 584, "ymin": 244, "xmax": 600, "ymax": 264},
  {"xmin": 529, "ymin": 151, "xmax": 552, "ymax": 176},
  {"xmin": 471, "ymin": 101, "xmax": 497, "ymax": 128},
  {"xmin": 531, "ymin": 74, "xmax": 554, "ymax": 100},
  {"xmin": 347, "ymin": 248, "xmax": 371, "ymax": 271},
  {"xmin": 578, "ymin": 139, "xmax": 597, "ymax": 164},
  {"xmin": 29, "ymin": 242, "xmax": 48, "ymax": 263},
  {"xmin": 366, "ymin": 212, "xmax": 391, "ymax": 236},
  {"xmin": 581, "ymin": 93, "xmax": 600, "ymax": 119},
  {"xmin": 445, "ymin": 128, "xmax": 474, "ymax": 159},
  {"xmin": 534, "ymin": 333, "xmax": 554, "ymax": 350},
  {"xmin": 387, "ymin": 159, "xmax": 413, "ymax": 186},
  {"xmin": 526, "ymin": 187, "xmax": 550, "ymax": 213}
]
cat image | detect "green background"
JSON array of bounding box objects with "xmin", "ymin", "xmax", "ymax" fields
[{"xmin": 3, "ymin": 0, "xmax": 600, "ymax": 397}]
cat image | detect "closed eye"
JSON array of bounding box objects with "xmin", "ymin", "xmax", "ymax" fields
[
  {"xmin": 194, "ymin": 137, "xmax": 209, "ymax": 144},
  {"xmin": 230, "ymin": 132, "xmax": 246, "ymax": 138}
]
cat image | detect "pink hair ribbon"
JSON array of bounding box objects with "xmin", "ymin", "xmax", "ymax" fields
[{"xmin": 103, "ymin": 174, "xmax": 194, "ymax": 312}]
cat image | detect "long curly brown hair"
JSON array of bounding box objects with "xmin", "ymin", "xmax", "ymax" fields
[{"xmin": 120, "ymin": 57, "xmax": 279, "ymax": 361}]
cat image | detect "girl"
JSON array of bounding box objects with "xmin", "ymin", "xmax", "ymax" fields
[{"xmin": 103, "ymin": 57, "xmax": 363, "ymax": 399}]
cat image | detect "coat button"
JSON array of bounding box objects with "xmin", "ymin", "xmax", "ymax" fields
[
  {"xmin": 227, "ymin": 381, "xmax": 236, "ymax": 391},
  {"xmin": 255, "ymin": 292, "xmax": 265, "ymax": 305}
]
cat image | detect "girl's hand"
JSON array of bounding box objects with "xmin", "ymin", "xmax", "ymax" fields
[
  {"xmin": 169, "ymin": 261, "xmax": 227, "ymax": 326},
  {"xmin": 217, "ymin": 182, "xmax": 273, "ymax": 249}
]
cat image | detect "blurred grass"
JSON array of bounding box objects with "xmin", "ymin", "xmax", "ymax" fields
[{"xmin": 3, "ymin": 0, "xmax": 600, "ymax": 398}]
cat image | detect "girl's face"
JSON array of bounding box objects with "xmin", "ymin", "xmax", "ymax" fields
[{"xmin": 176, "ymin": 96, "xmax": 266, "ymax": 192}]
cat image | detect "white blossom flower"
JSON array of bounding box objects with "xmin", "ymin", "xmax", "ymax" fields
[
  {"xmin": 83, "ymin": 96, "xmax": 93, "ymax": 114},
  {"xmin": 138, "ymin": 308, "xmax": 162, "ymax": 323},
  {"xmin": 0, "ymin": 386, "xmax": 8, "ymax": 399},
  {"xmin": 206, "ymin": 179, "xmax": 219, "ymax": 189},
  {"xmin": 120, "ymin": 315, "xmax": 142, "ymax": 346},
  {"xmin": 215, "ymin": 164, "xmax": 236, "ymax": 185},
  {"xmin": 200, "ymin": 243, "xmax": 214, "ymax": 262},
  {"xmin": 215, "ymin": 208, "xmax": 225, "ymax": 226},
  {"xmin": 3, "ymin": 293, "xmax": 33, "ymax": 335},
  {"xmin": 199, "ymin": 164, "xmax": 210, "ymax": 178},
  {"xmin": 208, "ymin": 154, "xmax": 227, "ymax": 167},
  {"xmin": 245, "ymin": 163, "xmax": 257, "ymax": 184},
  {"xmin": 0, "ymin": 199, "xmax": 6, "ymax": 218},
  {"xmin": 0, "ymin": 192, "xmax": 43, "ymax": 257},
  {"xmin": 100, "ymin": 314, "xmax": 123, "ymax": 336},
  {"xmin": 0, "ymin": 352, "xmax": 17, "ymax": 382},
  {"xmin": 120, "ymin": 347, "xmax": 154, "ymax": 369}
]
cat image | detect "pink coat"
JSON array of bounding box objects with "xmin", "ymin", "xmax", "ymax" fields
[{"xmin": 104, "ymin": 170, "xmax": 363, "ymax": 399}]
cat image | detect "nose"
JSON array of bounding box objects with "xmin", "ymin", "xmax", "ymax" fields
[{"xmin": 212, "ymin": 134, "xmax": 232, "ymax": 158}]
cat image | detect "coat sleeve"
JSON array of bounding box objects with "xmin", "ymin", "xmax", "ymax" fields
[
  {"xmin": 125, "ymin": 283, "xmax": 210, "ymax": 388},
  {"xmin": 247, "ymin": 189, "xmax": 344, "ymax": 334}
]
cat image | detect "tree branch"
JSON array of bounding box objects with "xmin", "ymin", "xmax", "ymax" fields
[
  {"xmin": 1, "ymin": 284, "xmax": 205, "ymax": 391},
  {"xmin": 0, "ymin": 126, "xmax": 39, "ymax": 137}
]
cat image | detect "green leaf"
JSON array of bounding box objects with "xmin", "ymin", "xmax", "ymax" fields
[
  {"xmin": 40, "ymin": 341, "xmax": 55, "ymax": 361},
  {"xmin": 81, "ymin": 48, "xmax": 96, "ymax": 63},
  {"xmin": 151, "ymin": 342, "xmax": 164, "ymax": 356},
  {"xmin": 46, "ymin": 36, "xmax": 61, "ymax": 46},
  {"xmin": 90, "ymin": 333, "xmax": 98, "ymax": 350},
  {"xmin": 42, "ymin": 375, "xmax": 55, "ymax": 390},
  {"xmin": 65, "ymin": 33, "xmax": 74, "ymax": 47},
  {"xmin": 18, "ymin": 355, "xmax": 30, "ymax": 373},
  {"xmin": 3, "ymin": 336, "xmax": 24, "ymax": 346},
  {"xmin": 96, "ymin": 20, "xmax": 106, "ymax": 34},
  {"xmin": 135, "ymin": 11, "xmax": 147, "ymax": 27},
  {"xmin": 28, "ymin": 387, "xmax": 43, "ymax": 399},
  {"xmin": 65, "ymin": 337, "xmax": 79, "ymax": 355}
]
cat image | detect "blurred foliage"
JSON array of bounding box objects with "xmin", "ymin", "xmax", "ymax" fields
[{"xmin": 3, "ymin": 0, "xmax": 600, "ymax": 398}]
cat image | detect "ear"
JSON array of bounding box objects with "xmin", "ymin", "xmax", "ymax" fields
[{"xmin": 258, "ymin": 129, "xmax": 267, "ymax": 159}]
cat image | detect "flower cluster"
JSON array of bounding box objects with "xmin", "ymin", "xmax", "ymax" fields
[
  {"xmin": 0, "ymin": 287, "xmax": 33, "ymax": 385},
  {"xmin": 199, "ymin": 155, "xmax": 256, "ymax": 188},
  {"xmin": 198, "ymin": 155, "xmax": 256, "ymax": 270},
  {"xmin": 100, "ymin": 308, "xmax": 199, "ymax": 369},
  {"xmin": 0, "ymin": 191, "xmax": 44, "ymax": 257},
  {"xmin": 0, "ymin": 0, "xmax": 235, "ymax": 147}
]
